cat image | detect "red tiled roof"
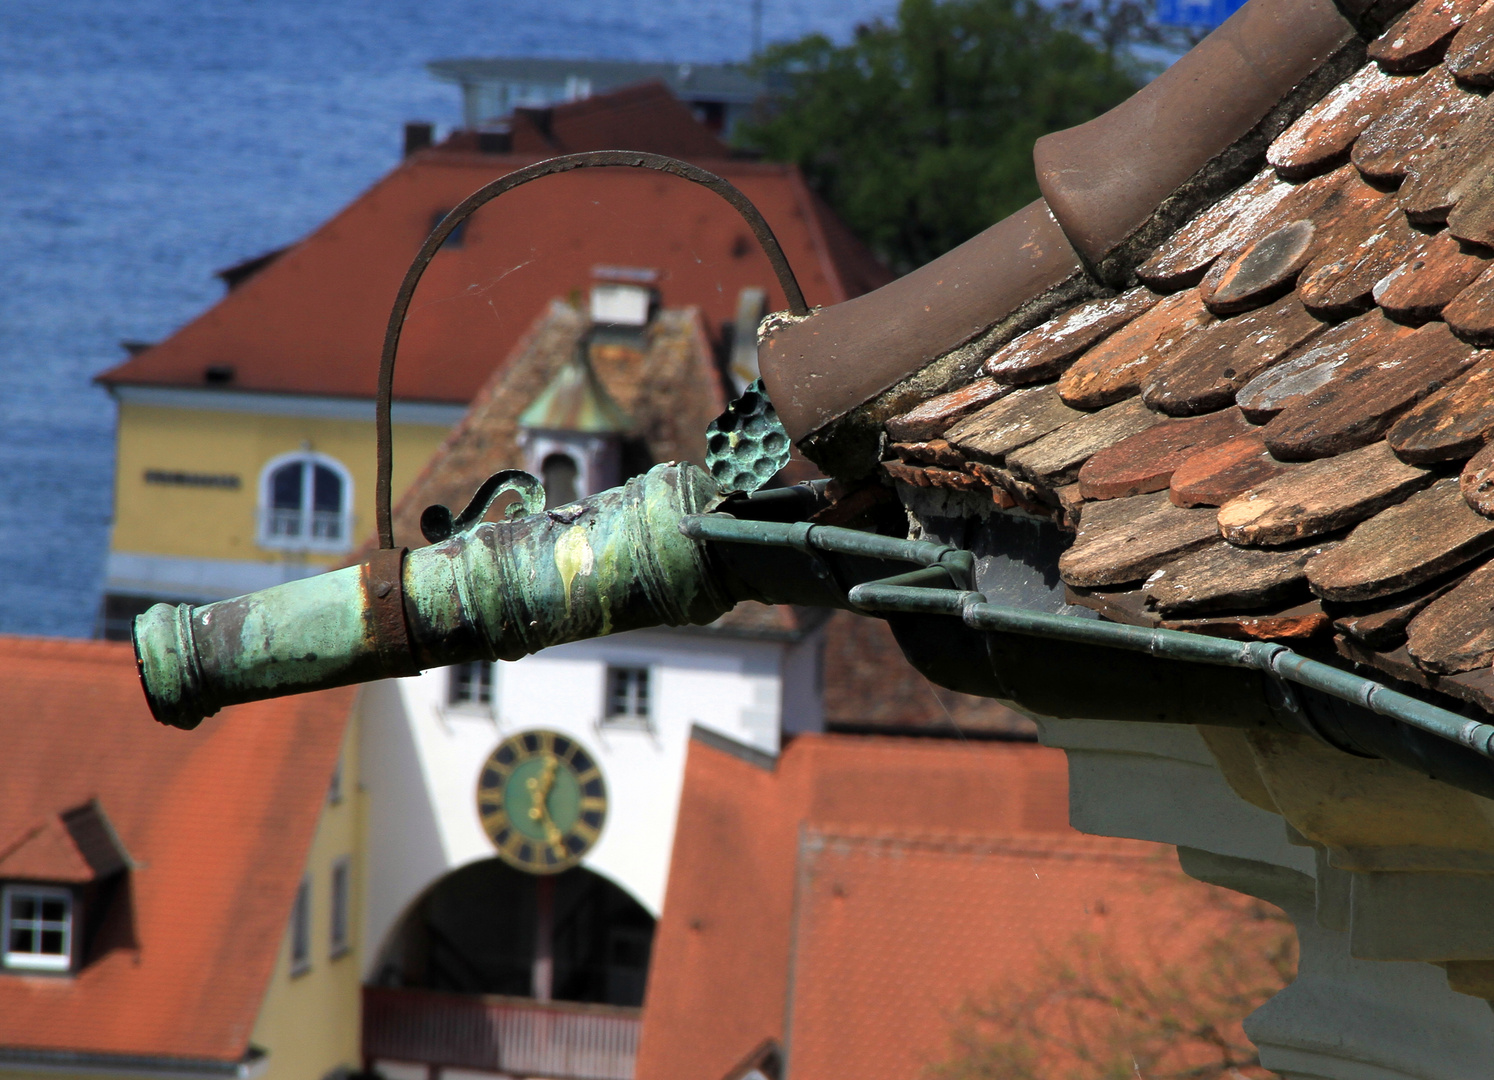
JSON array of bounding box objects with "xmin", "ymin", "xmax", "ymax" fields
[
  {"xmin": 0, "ymin": 636, "xmax": 353, "ymax": 1064},
  {"xmin": 636, "ymin": 733, "xmax": 1217, "ymax": 1080},
  {"xmin": 874, "ymin": 0, "xmax": 1494, "ymax": 711},
  {"xmin": 0, "ymin": 818, "xmax": 94, "ymax": 884},
  {"xmin": 97, "ymin": 87, "xmax": 891, "ymax": 405},
  {"xmin": 507, "ymin": 81, "xmax": 734, "ymax": 161}
]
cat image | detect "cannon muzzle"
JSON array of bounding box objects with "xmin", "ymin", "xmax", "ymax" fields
[{"xmin": 133, "ymin": 463, "xmax": 736, "ymax": 729}]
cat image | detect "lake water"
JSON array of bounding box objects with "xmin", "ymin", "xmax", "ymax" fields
[{"xmin": 0, "ymin": 0, "xmax": 899, "ymax": 637}]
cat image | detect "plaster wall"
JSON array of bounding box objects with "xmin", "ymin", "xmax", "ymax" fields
[
  {"xmin": 248, "ymin": 711, "xmax": 364, "ymax": 1080},
  {"xmin": 109, "ymin": 400, "xmax": 447, "ymax": 570},
  {"xmin": 359, "ymin": 626, "xmax": 814, "ymax": 978}
]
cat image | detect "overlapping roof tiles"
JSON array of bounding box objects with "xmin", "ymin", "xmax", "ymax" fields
[
  {"xmin": 878, "ymin": 0, "xmax": 1494, "ymax": 711},
  {"xmin": 0, "ymin": 636, "xmax": 352, "ymax": 1066}
]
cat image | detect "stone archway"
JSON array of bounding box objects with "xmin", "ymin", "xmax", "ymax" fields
[{"xmin": 371, "ymin": 856, "xmax": 655, "ymax": 1007}]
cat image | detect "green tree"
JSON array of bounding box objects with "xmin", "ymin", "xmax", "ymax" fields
[{"xmin": 744, "ymin": 0, "xmax": 1143, "ymax": 273}]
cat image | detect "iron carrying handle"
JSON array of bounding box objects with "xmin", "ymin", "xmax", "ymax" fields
[{"xmin": 373, "ymin": 150, "xmax": 811, "ymax": 549}]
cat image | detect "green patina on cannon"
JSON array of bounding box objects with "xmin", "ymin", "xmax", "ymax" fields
[
  {"xmin": 134, "ymin": 462, "xmax": 738, "ymax": 729},
  {"xmin": 128, "ymin": 151, "xmax": 1494, "ymax": 804}
]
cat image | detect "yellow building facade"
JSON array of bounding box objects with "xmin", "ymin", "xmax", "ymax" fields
[
  {"xmin": 250, "ymin": 713, "xmax": 366, "ymax": 1080},
  {"xmin": 100, "ymin": 386, "xmax": 458, "ymax": 637}
]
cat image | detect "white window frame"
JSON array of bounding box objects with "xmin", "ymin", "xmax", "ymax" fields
[
  {"xmin": 447, "ymin": 660, "xmax": 495, "ymax": 712},
  {"xmin": 329, "ymin": 857, "xmax": 351, "ymax": 960},
  {"xmin": 602, "ymin": 664, "xmax": 652, "ymax": 731},
  {"xmin": 256, "ymin": 451, "xmax": 354, "ymax": 554},
  {"xmin": 290, "ymin": 874, "xmax": 312, "ymax": 976},
  {"xmin": 2, "ymin": 884, "xmax": 73, "ymax": 972}
]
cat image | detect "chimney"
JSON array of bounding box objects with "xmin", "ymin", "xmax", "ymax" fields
[{"xmin": 404, "ymin": 121, "xmax": 434, "ymax": 157}]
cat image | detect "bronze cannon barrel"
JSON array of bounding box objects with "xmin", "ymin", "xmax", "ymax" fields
[{"xmin": 133, "ymin": 463, "xmax": 736, "ymax": 729}]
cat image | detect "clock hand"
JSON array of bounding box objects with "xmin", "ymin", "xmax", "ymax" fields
[
  {"xmin": 526, "ymin": 756, "xmax": 558, "ymax": 822},
  {"xmin": 525, "ymin": 757, "xmax": 567, "ymax": 854}
]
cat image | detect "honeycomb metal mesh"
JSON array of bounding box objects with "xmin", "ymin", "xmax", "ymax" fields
[{"xmin": 704, "ymin": 379, "xmax": 792, "ymax": 493}]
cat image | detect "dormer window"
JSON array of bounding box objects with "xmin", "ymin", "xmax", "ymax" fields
[
  {"xmin": 258, "ymin": 451, "xmax": 353, "ymax": 553},
  {"xmin": 588, "ymin": 265, "xmax": 657, "ymax": 328},
  {"xmin": 589, "ymin": 283, "xmax": 652, "ymax": 326},
  {"xmin": 518, "ymin": 344, "xmax": 631, "ymax": 504},
  {"xmin": 541, "ymin": 453, "xmax": 580, "ymax": 508},
  {"xmin": 0, "ymin": 801, "xmax": 132, "ymax": 978},
  {"xmin": 2, "ymin": 885, "xmax": 72, "ymax": 972}
]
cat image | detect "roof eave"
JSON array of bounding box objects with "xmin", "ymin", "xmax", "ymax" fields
[{"xmin": 0, "ymin": 1046, "xmax": 268, "ymax": 1080}]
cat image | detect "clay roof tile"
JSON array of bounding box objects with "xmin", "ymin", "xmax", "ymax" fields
[{"xmin": 868, "ymin": 31, "xmax": 1494, "ymax": 696}]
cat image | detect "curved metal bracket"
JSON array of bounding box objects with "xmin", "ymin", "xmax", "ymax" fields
[
  {"xmin": 420, "ymin": 470, "xmax": 546, "ymax": 543},
  {"xmin": 376, "ymin": 150, "xmax": 810, "ymax": 548}
]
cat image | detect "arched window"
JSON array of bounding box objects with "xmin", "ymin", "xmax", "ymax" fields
[
  {"xmin": 541, "ymin": 453, "xmax": 580, "ymax": 509},
  {"xmin": 258, "ymin": 452, "xmax": 353, "ymax": 552}
]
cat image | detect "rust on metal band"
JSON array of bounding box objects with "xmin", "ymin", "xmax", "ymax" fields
[
  {"xmin": 374, "ymin": 150, "xmax": 809, "ymax": 548},
  {"xmin": 361, "ymin": 545, "xmax": 417, "ymax": 675}
]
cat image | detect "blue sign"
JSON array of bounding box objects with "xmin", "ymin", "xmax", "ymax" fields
[{"xmin": 1155, "ymin": 0, "xmax": 1248, "ymax": 29}]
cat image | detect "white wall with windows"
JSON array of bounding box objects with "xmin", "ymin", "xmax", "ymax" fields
[{"xmin": 357, "ymin": 625, "xmax": 824, "ymax": 979}]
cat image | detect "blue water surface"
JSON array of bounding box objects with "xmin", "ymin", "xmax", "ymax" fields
[{"xmin": 0, "ymin": 0, "xmax": 899, "ymax": 637}]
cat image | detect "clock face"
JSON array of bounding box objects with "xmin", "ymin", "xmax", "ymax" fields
[{"xmin": 476, "ymin": 729, "xmax": 607, "ymax": 874}]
